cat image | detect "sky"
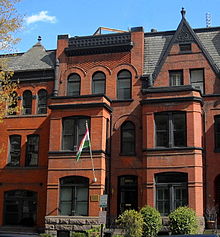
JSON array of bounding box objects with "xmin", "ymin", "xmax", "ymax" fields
[{"xmin": 14, "ymin": 0, "xmax": 220, "ymax": 53}]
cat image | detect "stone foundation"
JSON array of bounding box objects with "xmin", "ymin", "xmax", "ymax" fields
[{"xmin": 45, "ymin": 216, "xmax": 99, "ymax": 236}]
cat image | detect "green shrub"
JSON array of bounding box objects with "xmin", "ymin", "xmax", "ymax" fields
[
  {"xmin": 140, "ymin": 205, "xmax": 162, "ymax": 237},
  {"xmin": 71, "ymin": 232, "xmax": 87, "ymax": 237},
  {"xmin": 168, "ymin": 206, "xmax": 199, "ymax": 235},
  {"xmin": 116, "ymin": 209, "xmax": 144, "ymax": 237},
  {"xmin": 86, "ymin": 226, "xmax": 101, "ymax": 237},
  {"xmin": 40, "ymin": 234, "xmax": 54, "ymax": 237}
]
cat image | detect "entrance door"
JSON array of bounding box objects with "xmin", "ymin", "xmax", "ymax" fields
[
  {"xmin": 4, "ymin": 190, "xmax": 37, "ymax": 226},
  {"xmin": 118, "ymin": 175, "xmax": 138, "ymax": 214}
]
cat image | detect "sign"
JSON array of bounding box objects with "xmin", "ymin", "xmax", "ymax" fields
[
  {"xmin": 99, "ymin": 211, "xmax": 107, "ymax": 224},
  {"xmin": 99, "ymin": 194, "xmax": 108, "ymax": 208}
]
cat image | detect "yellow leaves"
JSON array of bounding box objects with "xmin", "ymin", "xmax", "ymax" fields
[
  {"xmin": 0, "ymin": 69, "xmax": 18, "ymax": 122},
  {"xmin": 0, "ymin": 0, "xmax": 23, "ymax": 52}
]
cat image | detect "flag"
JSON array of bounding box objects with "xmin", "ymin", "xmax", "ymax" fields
[{"xmin": 76, "ymin": 125, "xmax": 90, "ymax": 161}]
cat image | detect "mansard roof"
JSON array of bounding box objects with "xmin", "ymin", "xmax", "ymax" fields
[
  {"xmin": 144, "ymin": 9, "xmax": 220, "ymax": 78},
  {"xmin": 8, "ymin": 39, "xmax": 55, "ymax": 72}
]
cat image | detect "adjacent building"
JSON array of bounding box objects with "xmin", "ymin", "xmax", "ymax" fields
[{"xmin": 0, "ymin": 9, "xmax": 220, "ymax": 235}]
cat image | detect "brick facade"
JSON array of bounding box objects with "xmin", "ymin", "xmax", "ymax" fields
[{"xmin": 1, "ymin": 10, "xmax": 220, "ymax": 235}]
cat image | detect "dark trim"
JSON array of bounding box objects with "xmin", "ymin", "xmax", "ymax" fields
[
  {"xmin": 112, "ymin": 99, "xmax": 134, "ymax": 103},
  {"xmin": 65, "ymin": 43, "xmax": 133, "ymax": 56},
  {"xmin": 58, "ymin": 35, "xmax": 68, "ymax": 40},
  {"xmin": 131, "ymin": 27, "xmax": 144, "ymax": 32},
  {"xmin": 50, "ymin": 94, "xmax": 112, "ymax": 103},
  {"xmin": 48, "ymin": 102, "xmax": 112, "ymax": 112},
  {"xmin": 48, "ymin": 150, "xmax": 106, "ymax": 155},
  {"xmin": 142, "ymin": 85, "xmax": 200, "ymax": 94},
  {"xmin": 143, "ymin": 147, "xmax": 203, "ymax": 152},
  {"xmin": 203, "ymin": 94, "xmax": 220, "ymax": 98},
  {"xmin": 140, "ymin": 96, "xmax": 203, "ymax": 105}
]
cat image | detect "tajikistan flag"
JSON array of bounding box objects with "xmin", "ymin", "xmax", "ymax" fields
[{"xmin": 76, "ymin": 125, "xmax": 90, "ymax": 161}]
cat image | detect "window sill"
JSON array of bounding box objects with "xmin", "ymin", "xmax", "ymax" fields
[
  {"xmin": 119, "ymin": 153, "xmax": 136, "ymax": 156},
  {"xmin": 144, "ymin": 146, "xmax": 203, "ymax": 152},
  {"xmin": 112, "ymin": 99, "xmax": 133, "ymax": 103},
  {"xmin": 5, "ymin": 114, "xmax": 48, "ymax": 118}
]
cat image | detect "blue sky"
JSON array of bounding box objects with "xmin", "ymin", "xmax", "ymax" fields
[{"xmin": 15, "ymin": 0, "xmax": 220, "ymax": 52}]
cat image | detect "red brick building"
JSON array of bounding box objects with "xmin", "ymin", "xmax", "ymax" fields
[{"xmin": 0, "ymin": 9, "xmax": 220, "ymax": 235}]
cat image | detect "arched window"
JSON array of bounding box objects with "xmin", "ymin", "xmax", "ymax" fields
[
  {"xmin": 92, "ymin": 72, "xmax": 106, "ymax": 94},
  {"xmin": 67, "ymin": 73, "xmax": 81, "ymax": 96},
  {"xmin": 155, "ymin": 172, "xmax": 188, "ymax": 216},
  {"xmin": 4, "ymin": 190, "xmax": 37, "ymax": 226},
  {"xmin": 62, "ymin": 117, "xmax": 90, "ymax": 151},
  {"xmin": 121, "ymin": 121, "xmax": 135, "ymax": 155},
  {"xmin": 37, "ymin": 89, "xmax": 47, "ymax": 114},
  {"xmin": 117, "ymin": 70, "xmax": 131, "ymax": 100},
  {"xmin": 118, "ymin": 175, "xmax": 138, "ymax": 214},
  {"xmin": 22, "ymin": 90, "xmax": 32, "ymax": 115},
  {"xmin": 60, "ymin": 176, "xmax": 89, "ymax": 216},
  {"xmin": 8, "ymin": 134, "xmax": 21, "ymax": 166}
]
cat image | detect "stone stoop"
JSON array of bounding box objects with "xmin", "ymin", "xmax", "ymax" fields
[{"xmin": 45, "ymin": 216, "xmax": 100, "ymax": 236}]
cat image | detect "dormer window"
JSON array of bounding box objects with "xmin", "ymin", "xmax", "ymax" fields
[{"xmin": 179, "ymin": 43, "xmax": 191, "ymax": 52}]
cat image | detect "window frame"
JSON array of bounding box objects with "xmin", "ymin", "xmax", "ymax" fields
[
  {"xmin": 117, "ymin": 70, "xmax": 132, "ymax": 100},
  {"xmin": 179, "ymin": 43, "xmax": 191, "ymax": 52},
  {"xmin": 22, "ymin": 90, "xmax": 32, "ymax": 115},
  {"xmin": 190, "ymin": 68, "xmax": 204, "ymax": 94},
  {"xmin": 37, "ymin": 89, "xmax": 47, "ymax": 114},
  {"xmin": 59, "ymin": 176, "xmax": 89, "ymax": 216},
  {"xmin": 62, "ymin": 116, "xmax": 90, "ymax": 151},
  {"xmin": 120, "ymin": 121, "xmax": 136, "ymax": 155},
  {"xmin": 8, "ymin": 134, "xmax": 21, "ymax": 166},
  {"xmin": 155, "ymin": 172, "xmax": 188, "ymax": 216},
  {"xmin": 67, "ymin": 73, "xmax": 81, "ymax": 96},
  {"xmin": 169, "ymin": 70, "xmax": 183, "ymax": 86},
  {"xmin": 25, "ymin": 134, "xmax": 39, "ymax": 167},
  {"xmin": 155, "ymin": 111, "xmax": 186, "ymax": 148},
  {"xmin": 92, "ymin": 71, "xmax": 106, "ymax": 95}
]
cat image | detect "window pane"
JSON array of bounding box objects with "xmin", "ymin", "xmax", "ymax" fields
[
  {"xmin": 60, "ymin": 176, "xmax": 89, "ymax": 216},
  {"xmin": 190, "ymin": 69, "xmax": 204, "ymax": 93},
  {"xmin": 26, "ymin": 135, "xmax": 39, "ymax": 166},
  {"xmin": 75, "ymin": 202, "xmax": 87, "ymax": 216},
  {"xmin": 23, "ymin": 91, "xmax": 32, "ymax": 115},
  {"xmin": 170, "ymin": 71, "xmax": 183, "ymax": 86},
  {"xmin": 155, "ymin": 114, "xmax": 169, "ymax": 147},
  {"xmin": 93, "ymin": 80, "xmax": 105, "ymax": 94},
  {"xmin": 60, "ymin": 188, "xmax": 72, "ymax": 201},
  {"xmin": 117, "ymin": 70, "xmax": 131, "ymax": 100},
  {"xmin": 37, "ymin": 90, "xmax": 47, "ymax": 114},
  {"xmin": 173, "ymin": 113, "xmax": 186, "ymax": 147},
  {"xmin": 121, "ymin": 122, "xmax": 135, "ymax": 154},
  {"xmin": 8, "ymin": 135, "xmax": 21, "ymax": 166},
  {"xmin": 67, "ymin": 74, "xmax": 81, "ymax": 96},
  {"xmin": 60, "ymin": 203, "xmax": 71, "ymax": 216}
]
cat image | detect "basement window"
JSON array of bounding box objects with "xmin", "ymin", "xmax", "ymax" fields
[{"xmin": 179, "ymin": 43, "xmax": 191, "ymax": 52}]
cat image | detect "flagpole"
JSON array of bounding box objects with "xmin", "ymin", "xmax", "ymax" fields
[{"xmin": 86, "ymin": 121, "xmax": 97, "ymax": 182}]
